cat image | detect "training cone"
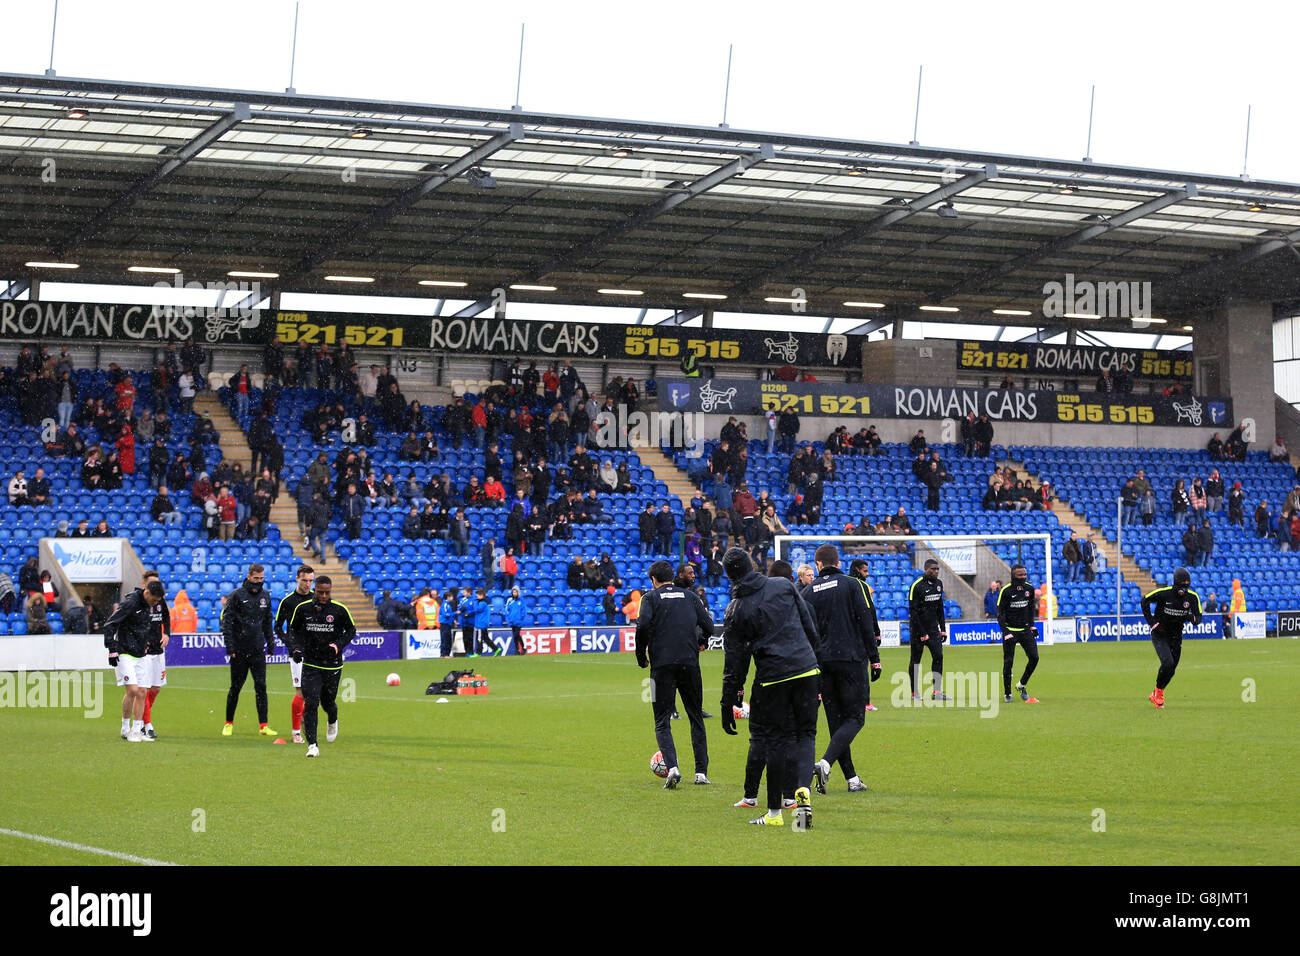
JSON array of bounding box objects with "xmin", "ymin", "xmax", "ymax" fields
[{"xmin": 273, "ymin": 738, "xmax": 287, "ymax": 744}]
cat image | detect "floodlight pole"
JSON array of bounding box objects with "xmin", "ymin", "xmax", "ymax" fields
[
  {"xmin": 1116, "ymin": 497, "xmax": 1123, "ymax": 634},
  {"xmin": 720, "ymin": 44, "xmax": 734, "ymax": 128},
  {"xmin": 909, "ymin": 65, "xmax": 923, "ymax": 145},
  {"xmin": 1083, "ymin": 84, "xmax": 1095, "ymax": 162},
  {"xmin": 45, "ymin": 0, "xmax": 59, "ymax": 76},
  {"xmin": 286, "ymin": 1, "xmax": 300, "ymax": 94},
  {"xmin": 513, "ymin": 23, "xmax": 525, "ymax": 111},
  {"xmin": 1237, "ymin": 104, "xmax": 1248, "ymax": 179}
]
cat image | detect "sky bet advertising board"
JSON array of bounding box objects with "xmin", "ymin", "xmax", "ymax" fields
[{"xmin": 1075, "ymin": 615, "xmax": 1221, "ymax": 642}]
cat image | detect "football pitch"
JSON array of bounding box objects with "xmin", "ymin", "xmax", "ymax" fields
[{"xmin": 3, "ymin": 641, "xmax": 1298, "ymax": 866}]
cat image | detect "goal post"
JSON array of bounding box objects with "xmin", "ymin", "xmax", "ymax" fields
[{"xmin": 772, "ymin": 532, "xmax": 1056, "ymax": 629}]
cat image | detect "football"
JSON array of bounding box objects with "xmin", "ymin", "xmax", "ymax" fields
[
  {"xmin": 386, "ymin": 673, "xmax": 401, "ymax": 686},
  {"xmin": 650, "ymin": 751, "xmax": 669, "ymax": 777}
]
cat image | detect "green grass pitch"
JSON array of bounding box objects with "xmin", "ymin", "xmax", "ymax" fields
[{"xmin": 3, "ymin": 641, "xmax": 1298, "ymax": 866}]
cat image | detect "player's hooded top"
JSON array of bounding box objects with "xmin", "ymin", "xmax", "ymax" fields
[
  {"xmin": 274, "ymin": 588, "xmax": 315, "ymax": 649},
  {"xmin": 1141, "ymin": 585, "xmax": 1203, "ymax": 639},
  {"xmin": 996, "ymin": 580, "xmax": 1037, "ymax": 633},
  {"xmin": 720, "ymin": 571, "xmax": 819, "ymax": 706},
  {"xmin": 908, "ymin": 575, "xmax": 946, "ymax": 633},
  {"xmin": 136, "ymin": 586, "xmax": 171, "ymax": 655},
  {"xmin": 851, "ymin": 575, "xmax": 883, "ymax": 642},
  {"xmin": 221, "ymin": 579, "xmax": 275, "ymax": 657},
  {"xmin": 287, "ymin": 598, "xmax": 357, "ymax": 670},
  {"xmin": 635, "ymin": 584, "xmax": 714, "ymax": 669},
  {"xmin": 103, "ymin": 588, "xmax": 153, "ymax": 658},
  {"xmin": 800, "ymin": 567, "xmax": 880, "ymax": 665}
]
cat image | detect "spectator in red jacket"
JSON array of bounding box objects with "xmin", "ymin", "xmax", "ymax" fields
[
  {"xmin": 471, "ymin": 399, "xmax": 488, "ymax": 450},
  {"xmin": 114, "ymin": 376, "xmax": 137, "ymax": 413},
  {"xmin": 484, "ymin": 476, "xmax": 506, "ymax": 505},
  {"xmin": 217, "ymin": 486, "xmax": 238, "ymax": 541},
  {"xmin": 116, "ymin": 424, "xmax": 136, "ymax": 475},
  {"xmin": 500, "ymin": 549, "xmax": 518, "ymax": 590}
]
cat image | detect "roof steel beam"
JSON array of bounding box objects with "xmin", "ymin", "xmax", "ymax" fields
[
  {"xmin": 936, "ymin": 185, "xmax": 1197, "ymax": 301},
  {"xmin": 53, "ymin": 104, "xmax": 250, "ymax": 256},
  {"xmin": 285, "ymin": 124, "xmax": 523, "ymax": 280}
]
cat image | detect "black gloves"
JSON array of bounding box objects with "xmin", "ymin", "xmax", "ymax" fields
[
  {"xmin": 720, "ymin": 704, "xmax": 737, "ymax": 736},
  {"xmin": 870, "ymin": 662, "xmax": 882, "ymax": 682},
  {"xmin": 636, "ymin": 654, "xmax": 648, "ymax": 669},
  {"xmin": 291, "ymin": 648, "xmax": 303, "ymax": 663},
  {"xmin": 107, "ymin": 652, "xmax": 118, "ymax": 667}
]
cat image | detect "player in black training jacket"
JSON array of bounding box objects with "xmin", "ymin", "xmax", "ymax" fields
[
  {"xmin": 848, "ymin": 560, "xmax": 883, "ymax": 712},
  {"xmin": 105, "ymin": 580, "xmax": 166, "ymax": 742},
  {"xmin": 636, "ymin": 560, "xmax": 715, "ymax": 789},
  {"xmin": 996, "ymin": 564, "xmax": 1040, "ymax": 704},
  {"xmin": 220, "ymin": 562, "xmax": 277, "ymax": 737},
  {"xmin": 287, "ymin": 575, "xmax": 357, "ymax": 756},
  {"xmin": 801, "ymin": 544, "xmax": 880, "ymax": 795},
  {"xmin": 733, "ymin": 562, "xmax": 799, "ymax": 813},
  {"xmin": 720, "ymin": 548, "xmax": 820, "ymax": 829},
  {"xmin": 907, "ymin": 559, "xmax": 949, "ymax": 700},
  {"xmin": 275, "ymin": 564, "xmax": 316, "ymax": 743},
  {"xmin": 1141, "ymin": 567, "xmax": 1202, "ymax": 709}
]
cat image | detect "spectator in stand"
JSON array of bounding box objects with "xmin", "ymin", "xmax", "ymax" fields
[
  {"xmin": 1205, "ymin": 469, "xmax": 1224, "ymax": 514},
  {"xmin": 235, "ymin": 514, "xmax": 265, "ymax": 541},
  {"xmin": 8, "ymin": 470, "xmax": 27, "ymax": 506},
  {"xmin": 777, "ymin": 407, "xmax": 800, "ymax": 453},
  {"xmin": 91, "ymin": 518, "xmax": 113, "ymax": 537},
  {"xmin": 216, "ymin": 485, "xmax": 237, "ymax": 541},
  {"xmin": 712, "ymin": 507, "xmax": 732, "ymax": 547},
  {"xmin": 654, "ymin": 503, "xmax": 677, "ymax": 555},
  {"xmin": 229, "ymin": 364, "xmax": 252, "ymax": 420},
  {"xmin": 402, "ymin": 506, "xmax": 424, "ymax": 540},
  {"xmin": 1268, "ymin": 437, "xmax": 1289, "ymax": 463},
  {"xmin": 1197, "ymin": 518, "xmax": 1214, "ymax": 568},
  {"xmin": 733, "ymin": 482, "xmax": 760, "ymax": 539},
  {"xmin": 984, "ymin": 580, "xmax": 1001, "ymax": 619},
  {"xmin": 1255, "ymin": 500, "xmax": 1272, "ymax": 539},
  {"xmin": 500, "ymin": 549, "xmax": 518, "ymax": 591},
  {"xmin": 818, "ymin": 449, "xmax": 837, "ymax": 483},
  {"xmin": 341, "ymin": 483, "xmax": 367, "ymax": 540},
  {"xmin": 785, "ymin": 494, "xmax": 808, "ymax": 527},
  {"xmin": 1228, "ymin": 482, "xmax": 1246, "ymax": 526},
  {"xmin": 114, "ymin": 373, "xmax": 137, "ymax": 416},
  {"xmin": 891, "ymin": 507, "xmax": 913, "ymax": 534},
  {"xmin": 1095, "ymin": 369, "xmax": 1115, "ymax": 394},
  {"xmin": 1170, "ymin": 479, "xmax": 1189, "ymax": 525},
  {"xmin": 908, "ymin": 429, "xmax": 927, "ymax": 457},
  {"xmin": 25, "ymin": 467, "xmax": 51, "ymax": 507},
  {"xmin": 449, "ymin": 508, "xmax": 470, "ymax": 557},
  {"xmin": 152, "ymin": 485, "xmax": 182, "ymax": 526},
  {"xmin": 307, "ymin": 492, "xmax": 331, "ymax": 559},
  {"xmin": 1063, "ymin": 532, "xmax": 1083, "ymax": 582},
  {"xmin": 764, "ymin": 409, "xmax": 777, "ymax": 454},
  {"xmin": 1203, "ymin": 591, "xmax": 1222, "ymax": 613},
  {"xmin": 1130, "ymin": 468, "xmax": 1150, "ymax": 500},
  {"xmin": 1120, "ymin": 478, "xmax": 1139, "ymax": 525},
  {"xmin": 960, "ymin": 413, "xmax": 977, "ymax": 458},
  {"xmin": 923, "ymin": 460, "xmax": 950, "ymax": 511},
  {"xmin": 1139, "ymin": 488, "xmax": 1157, "ymax": 525},
  {"xmin": 983, "ymin": 479, "xmax": 1004, "ymax": 511},
  {"xmin": 1081, "ymin": 533, "xmax": 1098, "ymax": 583},
  {"xmin": 1181, "ymin": 520, "xmax": 1201, "ymax": 566},
  {"xmin": 1206, "ymin": 432, "xmax": 1224, "ymax": 461},
  {"xmin": 634, "ymin": 502, "xmax": 657, "ymax": 557},
  {"xmin": 1189, "ymin": 478, "xmax": 1208, "ymax": 522}
]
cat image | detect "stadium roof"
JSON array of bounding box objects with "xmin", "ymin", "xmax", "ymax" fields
[{"xmin": 2, "ymin": 72, "xmax": 1298, "ymax": 332}]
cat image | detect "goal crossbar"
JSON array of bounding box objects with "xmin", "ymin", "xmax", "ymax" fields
[{"xmin": 773, "ymin": 533, "xmax": 1054, "ymax": 622}]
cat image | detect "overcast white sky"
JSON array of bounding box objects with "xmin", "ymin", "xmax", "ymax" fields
[
  {"xmin": 8, "ymin": 0, "xmax": 1294, "ymax": 346},
  {"xmin": 10, "ymin": 0, "xmax": 1297, "ymax": 181}
]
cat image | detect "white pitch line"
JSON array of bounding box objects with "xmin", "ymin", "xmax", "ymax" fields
[
  {"xmin": 159, "ymin": 684, "xmax": 638, "ymax": 703},
  {"xmin": 0, "ymin": 827, "xmax": 180, "ymax": 866}
]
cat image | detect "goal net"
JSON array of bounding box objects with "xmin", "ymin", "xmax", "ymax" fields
[{"xmin": 772, "ymin": 532, "xmax": 1056, "ymax": 637}]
